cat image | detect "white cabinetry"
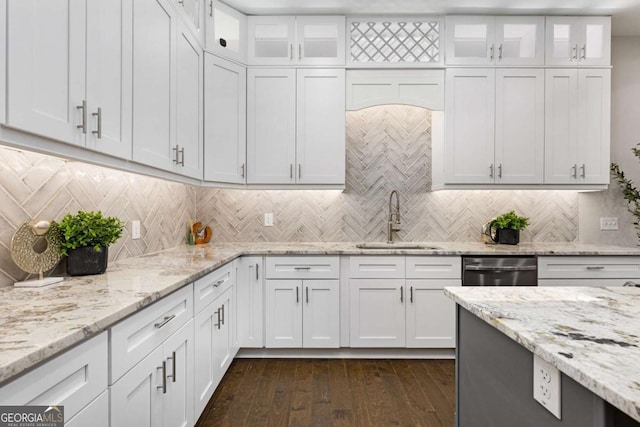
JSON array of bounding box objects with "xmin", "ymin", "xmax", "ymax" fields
[
  {"xmin": 204, "ymin": 54, "xmax": 247, "ymax": 183},
  {"xmin": 248, "ymin": 16, "xmax": 345, "ymax": 66},
  {"xmin": 446, "ymin": 16, "xmax": 544, "ymax": 66},
  {"xmin": 545, "ymin": 17, "xmax": 611, "ymax": 66},
  {"xmin": 132, "ymin": 0, "xmax": 202, "ymax": 178},
  {"xmin": 265, "ymin": 257, "xmax": 340, "ymax": 348},
  {"xmin": 236, "ymin": 256, "xmax": 264, "ymax": 348},
  {"xmin": 193, "ymin": 264, "xmax": 237, "ymax": 420},
  {"xmin": 544, "ymin": 68, "xmax": 610, "ymax": 184},
  {"xmin": 110, "ymin": 285, "xmax": 194, "ymax": 427},
  {"xmin": 349, "ymin": 256, "xmax": 460, "ymax": 348},
  {"xmin": 247, "ymin": 68, "xmax": 345, "ymax": 185},
  {"xmin": 538, "ymin": 257, "xmax": 640, "ymax": 287},
  {"xmin": 6, "ymin": 0, "xmax": 132, "ymax": 158},
  {"xmin": 66, "ymin": 391, "xmax": 109, "ymax": 427},
  {"xmin": 0, "ymin": 332, "xmax": 108, "ymax": 422},
  {"xmin": 205, "ymin": 0, "xmax": 247, "ymax": 63},
  {"xmin": 171, "ymin": 0, "xmax": 204, "ymax": 42},
  {"xmin": 444, "ymin": 68, "xmax": 544, "ymax": 185}
]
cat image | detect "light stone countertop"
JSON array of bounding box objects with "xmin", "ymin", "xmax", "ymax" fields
[
  {"xmin": 1, "ymin": 240, "xmax": 640, "ymax": 387},
  {"xmin": 445, "ymin": 286, "xmax": 640, "ymax": 423}
]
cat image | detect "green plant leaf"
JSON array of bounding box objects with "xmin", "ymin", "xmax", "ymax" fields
[
  {"xmin": 491, "ymin": 210, "xmax": 530, "ymax": 230},
  {"xmin": 57, "ymin": 211, "xmax": 124, "ymax": 255}
]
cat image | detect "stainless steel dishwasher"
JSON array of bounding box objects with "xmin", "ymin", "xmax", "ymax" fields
[{"xmin": 462, "ymin": 256, "xmax": 537, "ymax": 286}]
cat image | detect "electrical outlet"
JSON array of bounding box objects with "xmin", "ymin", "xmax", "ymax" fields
[
  {"xmin": 600, "ymin": 217, "xmax": 619, "ymax": 231},
  {"xmin": 533, "ymin": 354, "xmax": 561, "ymax": 419},
  {"xmin": 264, "ymin": 213, "xmax": 274, "ymax": 227},
  {"xmin": 131, "ymin": 220, "xmax": 141, "ymax": 240}
]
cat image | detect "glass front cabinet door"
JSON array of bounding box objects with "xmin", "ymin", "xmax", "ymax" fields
[{"xmin": 545, "ymin": 17, "xmax": 611, "ymax": 66}]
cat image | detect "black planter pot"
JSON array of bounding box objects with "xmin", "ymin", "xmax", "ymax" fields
[
  {"xmin": 66, "ymin": 246, "xmax": 108, "ymax": 276},
  {"xmin": 495, "ymin": 228, "xmax": 520, "ymax": 245}
]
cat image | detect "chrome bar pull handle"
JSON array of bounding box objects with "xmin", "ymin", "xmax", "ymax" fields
[
  {"xmin": 178, "ymin": 0, "xmax": 184, "ymax": 5},
  {"xmin": 571, "ymin": 44, "xmax": 578, "ymax": 61},
  {"xmin": 586, "ymin": 265, "xmax": 605, "ymax": 270},
  {"xmin": 580, "ymin": 164, "xmax": 585, "ymax": 178},
  {"xmin": 296, "ymin": 286, "xmax": 299, "ymax": 303},
  {"xmin": 241, "ymin": 163, "xmax": 245, "ymax": 178},
  {"xmin": 580, "ymin": 44, "xmax": 586, "ymax": 60},
  {"xmin": 166, "ymin": 351, "xmax": 176, "ymax": 383},
  {"xmin": 294, "ymin": 266, "xmax": 311, "ymax": 271},
  {"xmin": 298, "ymin": 44, "xmax": 302, "ymax": 60},
  {"xmin": 489, "ymin": 44, "xmax": 494, "ymax": 60},
  {"xmin": 221, "ymin": 304, "xmax": 225, "ymax": 325},
  {"xmin": 157, "ymin": 362, "xmax": 167, "ymax": 393},
  {"xmin": 400, "ymin": 286, "xmax": 403, "ymax": 303},
  {"xmin": 77, "ymin": 100, "xmax": 87, "ymax": 134},
  {"xmin": 154, "ymin": 314, "xmax": 176, "ymax": 329},
  {"xmin": 498, "ymin": 164, "xmax": 502, "ymax": 179},
  {"xmin": 215, "ymin": 308, "xmax": 221, "ymax": 329},
  {"xmin": 498, "ymin": 44, "xmax": 503, "ymax": 60},
  {"xmin": 489, "ymin": 164, "xmax": 494, "ymax": 178},
  {"xmin": 179, "ymin": 147, "xmax": 185, "ymax": 166},
  {"xmin": 290, "ymin": 44, "xmax": 293, "ymax": 60},
  {"xmin": 173, "ymin": 145, "xmax": 179, "ymax": 164},
  {"xmin": 256, "ymin": 263, "xmax": 259, "ymax": 280},
  {"xmin": 209, "ymin": 0, "xmax": 213, "ymax": 17},
  {"xmin": 571, "ymin": 164, "xmax": 577, "ymax": 178},
  {"xmin": 290, "ymin": 164, "xmax": 293, "ymax": 179},
  {"xmin": 306, "ymin": 286, "xmax": 309, "ymax": 304},
  {"xmin": 410, "ymin": 286, "xmax": 413, "ymax": 303},
  {"xmin": 92, "ymin": 107, "xmax": 102, "ymax": 139},
  {"xmin": 298, "ymin": 164, "xmax": 301, "ymax": 179}
]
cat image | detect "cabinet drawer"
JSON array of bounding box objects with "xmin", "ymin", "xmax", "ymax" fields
[
  {"xmin": 266, "ymin": 256, "xmax": 339, "ymax": 279},
  {"xmin": 0, "ymin": 332, "xmax": 108, "ymax": 421},
  {"xmin": 538, "ymin": 256, "xmax": 640, "ymax": 279},
  {"xmin": 349, "ymin": 256, "xmax": 405, "ymax": 278},
  {"xmin": 110, "ymin": 284, "xmax": 193, "ymax": 384},
  {"xmin": 194, "ymin": 262, "xmax": 234, "ymax": 314},
  {"xmin": 406, "ymin": 256, "xmax": 461, "ymax": 279},
  {"xmin": 538, "ymin": 279, "xmax": 638, "ymax": 287}
]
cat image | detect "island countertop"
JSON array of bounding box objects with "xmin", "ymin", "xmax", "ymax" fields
[
  {"xmin": 1, "ymin": 241, "xmax": 640, "ymax": 386},
  {"xmin": 445, "ymin": 286, "xmax": 640, "ymax": 423}
]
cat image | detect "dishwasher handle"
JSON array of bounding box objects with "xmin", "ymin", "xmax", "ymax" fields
[{"xmin": 464, "ymin": 264, "xmax": 537, "ymax": 272}]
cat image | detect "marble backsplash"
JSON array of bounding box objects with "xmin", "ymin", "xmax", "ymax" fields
[
  {"xmin": 197, "ymin": 106, "xmax": 579, "ymax": 243},
  {"xmin": 0, "ymin": 146, "xmax": 196, "ymax": 287}
]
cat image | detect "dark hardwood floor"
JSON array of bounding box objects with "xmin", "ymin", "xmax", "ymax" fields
[{"xmin": 195, "ymin": 359, "xmax": 455, "ymax": 427}]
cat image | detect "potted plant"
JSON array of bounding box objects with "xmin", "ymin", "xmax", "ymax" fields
[
  {"xmin": 491, "ymin": 211, "xmax": 530, "ymax": 245},
  {"xmin": 58, "ymin": 211, "xmax": 124, "ymax": 276}
]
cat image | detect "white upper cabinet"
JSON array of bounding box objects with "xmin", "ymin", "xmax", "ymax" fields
[
  {"xmin": 7, "ymin": 0, "xmax": 132, "ymax": 159},
  {"xmin": 445, "ymin": 68, "xmax": 544, "ymax": 185},
  {"xmin": 446, "ymin": 16, "xmax": 544, "ymax": 66},
  {"xmin": 545, "ymin": 68, "xmax": 610, "ymax": 184},
  {"xmin": 205, "ymin": 0, "xmax": 247, "ymax": 63},
  {"xmin": 171, "ymin": 0, "xmax": 204, "ymax": 42},
  {"xmin": 247, "ymin": 68, "xmax": 345, "ymax": 186},
  {"xmin": 175, "ymin": 22, "xmax": 204, "ymax": 179},
  {"xmin": 248, "ymin": 16, "xmax": 345, "ymax": 66},
  {"xmin": 204, "ymin": 54, "xmax": 247, "ymax": 184},
  {"xmin": 545, "ymin": 17, "xmax": 611, "ymax": 66}
]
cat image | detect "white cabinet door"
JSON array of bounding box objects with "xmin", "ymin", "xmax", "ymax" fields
[
  {"xmin": 204, "ymin": 54, "xmax": 247, "ymax": 183},
  {"xmin": 6, "ymin": 0, "xmax": 86, "ymax": 145},
  {"xmin": 247, "ymin": 16, "xmax": 296, "ymax": 65},
  {"xmin": 173, "ymin": 0, "xmax": 203, "ymax": 42},
  {"xmin": 131, "ymin": 0, "xmax": 177, "ymax": 171},
  {"xmin": 236, "ymin": 256, "xmax": 264, "ymax": 348},
  {"xmin": 85, "ymin": 0, "xmax": 132, "ymax": 159},
  {"xmin": 494, "ymin": 16, "xmax": 544, "ymax": 66},
  {"xmin": 66, "ymin": 390, "xmax": 109, "ymax": 427},
  {"xmin": 193, "ymin": 287, "xmax": 231, "ymax": 419},
  {"xmin": 265, "ymin": 280, "xmax": 303, "ymax": 347},
  {"xmin": 577, "ymin": 68, "xmax": 611, "ymax": 184},
  {"xmin": 175, "ymin": 22, "xmax": 203, "ymax": 179},
  {"xmin": 303, "ymin": 280, "xmax": 340, "ymax": 348},
  {"xmin": 205, "ymin": 0, "xmax": 247, "ymax": 63},
  {"xmin": 494, "ymin": 68, "xmax": 544, "ymax": 184},
  {"xmin": 406, "ymin": 280, "xmax": 459, "ymax": 348},
  {"xmin": 545, "ymin": 17, "xmax": 611, "ymax": 67},
  {"xmin": 296, "ymin": 69, "xmax": 346, "ymax": 184},
  {"xmin": 444, "ymin": 68, "xmax": 495, "ymax": 184},
  {"xmin": 110, "ymin": 346, "xmax": 164, "ymax": 427},
  {"xmin": 445, "ymin": 16, "xmax": 495, "ymax": 66},
  {"xmin": 247, "ymin": 69, "xmax": 296, "ymax": 184},
  {"xmin": 544, "ymin": 69, "xmax": 578, "ymax": 184},
  {"xmin": 349, "ymin": 279, "xmax": 405, "ymax": 347},
  {"xmin": 163, "ymin": 320, "xmax": 194, "ymax": 427},
  {"xmin": 296, "ymin": 16, "xmax": 346, "ymax": 66},
  {"xmin": 544, "ymin": 68, "xmax": 610, "ymax": 185}
]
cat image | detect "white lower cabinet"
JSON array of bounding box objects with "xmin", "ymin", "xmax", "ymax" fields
[
  {"xmin": 538, "ymin": 256, "xmax": 640, "ymax": 286},
  {"xmin": 110, "ymin": 320, "xmax": 195, "ymax": 427},
  {"xmin": 194, "ymin": 285, "xmax": 235, "ymax": 420},
  {"xmin": 349, "ymin": 256, "xmax": 461, "ymax": 348},
  {"xmin": 0, "ymin": 332, "xmax": 108, "ymax": 421},
  {"xmin": 66, "ymin": 390, "xmax": 109, "ymax": 427},
  {"xmin": 236, "ymin": 256, "xmax": 264, "ymax": 348}
]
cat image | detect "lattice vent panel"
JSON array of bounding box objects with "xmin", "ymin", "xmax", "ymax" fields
[{"xmin": 350, "ymin": 19, "xmax": 441, "ymax": 64}]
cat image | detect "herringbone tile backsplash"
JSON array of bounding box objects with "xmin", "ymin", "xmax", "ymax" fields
[
  {"xmin": 0, "ymin": 146, "xmax": 196, "ymax": 287},
  {"xmin": 197, "ymin": 105, "xmax": 579, "ymax": 243}
]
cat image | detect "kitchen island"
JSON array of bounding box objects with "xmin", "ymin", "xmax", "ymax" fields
[{"xmin": 446, "ymin": 286, "xmax": 640, "ymax": 426}]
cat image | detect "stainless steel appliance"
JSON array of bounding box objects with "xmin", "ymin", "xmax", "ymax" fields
[{"xmin": 462, "ymin": 256, "xmax": 537, "ymax": 286}]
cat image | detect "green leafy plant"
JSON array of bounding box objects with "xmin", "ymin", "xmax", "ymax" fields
[
  {"xmin": 58, "ymin": 211, "xmax": 124, "ymax": 255},
  {"xmin": 492, "ymin": 210, "xmax": 530, "ymax": 230},
  {"xmin": 611, "ymin": 144, "xmax": 640, "ymax": 241}
]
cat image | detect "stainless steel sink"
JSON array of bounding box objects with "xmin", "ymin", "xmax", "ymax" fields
[{"xmin": 355, "ymin": 242, "xmax": 441, "ymax": 250}]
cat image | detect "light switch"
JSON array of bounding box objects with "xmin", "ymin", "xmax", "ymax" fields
[
  {"xmin": 132, "ymin": 220, "xmax": 141, "ymax": 239},
  {"xmin": 264, "ymin": 213, "xmax": 274, "ymax": 227}
]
